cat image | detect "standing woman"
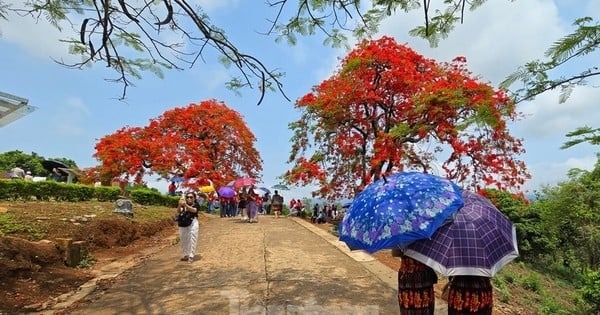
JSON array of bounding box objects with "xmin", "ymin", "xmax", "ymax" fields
[
  {"xmin": 177, "ymin": 192, "xmax": 200, "ymax": 263},
  {"xmin": 238, "ymin": 189, "xmax": 248, "ymax": 221},
  {"xmin": 392, "ymin": 249, "xmax": 438, "ymax": 315},
  {"xmin": 447, "ymin": 276, "xmax": 493, "ymax": 315},
  {"xmin": 247, "ymin": 188, "xmax": 259, "ymax": 223}
]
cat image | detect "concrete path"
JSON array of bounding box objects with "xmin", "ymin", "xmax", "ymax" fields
[{"xmin": 45, "ymin": 215, "xmax": 448, "ymax": 314}]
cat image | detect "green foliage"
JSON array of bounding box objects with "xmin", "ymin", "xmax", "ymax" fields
[
  {"xmin": 534, "ymin": 160, "xmax": 600, "ymax": 271},
  {"xmin": 0, "ymin": 212, "xmax": 45, "ymax": 239},
  {"xmin": 561, "ymin": 126, "xmax": 600, "ymax": 149},
  {"xmin": 538, "ymin": 296, "xmax": 571, "ymax": 315},
  {"xmin": 77, "ymin": 253, "xmax": 96, "ymax": 268},
  {"xmin": 502, "ymin": 270, "xmax": 517, "ymax": 284},
  {"xmin": 580, "ymin": 270, "xmax": 600, "ymax": 313},
  {"xmin": 492, "ymin": 276, "xmax": 512, "ymax": 303},
  {"xmin": 0, "ymin": 150, "xmax": 79, "ymax": 179},
  {"xmin": 0, "ymin": 179, "xmax": 20, "ymax": 200},
  {"xmin": 0, "ymin": 179, "xmax": 132, "ymax": 204},
  {"xmin": 520, "ymin": 273, "xmax": 542, "ymax": 292},
  {"xmin": 128, "ymin": 187, "xmax": 177, "ymax": 207},
  {"xmin": 94, "ymin": 186, "xmax": 121, "ymax": 202},
  {"xmin": 500, "ymin": 17, "xmax": 600, "ymax": 104},
  {"xmin": 531, "ymin": 260, "xmax": 587, "ymax": 287},
  {"xmin": 0, "ymin": 150, "xmax": 46, "ymax": 177}
]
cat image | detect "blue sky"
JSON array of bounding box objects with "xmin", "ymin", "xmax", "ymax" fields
[{"xmin": 1, "ymin": 1, "xmax": 599, "ymax": 201}]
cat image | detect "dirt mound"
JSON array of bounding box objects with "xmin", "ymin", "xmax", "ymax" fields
[
  {"xmin": 0, "ymin": 217, "xmax": 174, "ymax": 313},
  {"xmin": 75, "ymin": 216, "xmax": 173, "ymax": 249}
]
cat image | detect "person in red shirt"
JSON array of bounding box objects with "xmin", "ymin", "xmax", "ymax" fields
[
  {"xmin": 168, "ymin": 181, "xmax": 177, "ymax": 196},
  {"xmin": 292, "ymin": 199, "xmax": 303, "ymax": 217}
]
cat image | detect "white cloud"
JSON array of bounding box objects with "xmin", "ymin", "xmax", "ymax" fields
[
  {"xmin": 379, "ymin": 1, "xmax": 563, "ymax": 85},
  {"xmin": 524, "ymin": 154, "xmax": 597, "ymax": 191},
  {"xmin": 0, "ymin": 3, "xmax": 72, "ymax": 60},
  {"xmin": 0, "ymin": 0, "xmax": 240, "ymax": 62},
  {"xmin": 516, "ymin": 86, "xmax": 600, "ymax": 139}
]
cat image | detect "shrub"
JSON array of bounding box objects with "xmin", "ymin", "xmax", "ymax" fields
[
  {"xmin": 492, "ymin": 277, "xmax": 511, "ymax": 304},
  {"xmin": 521, "ymin": 273, "xmax": 542, "ymax": 292},
  {"xmin": 580, "ymin": 270, "xmax": 600, "ymax": 314}
]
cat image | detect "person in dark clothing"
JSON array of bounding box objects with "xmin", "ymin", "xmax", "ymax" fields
[
  {"xmin": 447, "ymin": 276, "xmax": 493, "ymax": 315},
  {"xmin": 392, "ymin": 249, "xmax": 438, "ymax": 315}
]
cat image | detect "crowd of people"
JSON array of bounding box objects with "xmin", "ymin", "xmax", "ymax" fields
[
  {"xmin": 171, "ymin": 184, "xmax": 349, "ymax": 265},
  {"xmin": 7, "ymin": 165, "xmax": 66, "ymax": 182},
  {"xmin": 8, "ymin": 165, "xmax": 34, "ymax": 181},
  {"xmin": 215, "ymin": 187, "xmax": 285, "ymax": 222}
]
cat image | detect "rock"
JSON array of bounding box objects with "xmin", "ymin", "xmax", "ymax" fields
[{"xmin": 114, "ymin": 199, "xmax": 134, "ymax": 218}]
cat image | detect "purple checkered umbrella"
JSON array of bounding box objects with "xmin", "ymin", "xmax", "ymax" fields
[
  {"xmin": 339, "ymin": 172, "xmax": 464, "ymax": 254},
  {"xmin": 404, "ymin": 191, "xmax": 519, "ymax": 277}
]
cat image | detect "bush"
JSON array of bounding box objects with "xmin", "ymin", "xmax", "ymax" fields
[
  {"xmin": 538, "ymin": 296, "xmax": 571, "ymax": 315},
  {"xmin": 129, "ymin": 187, "xmax": 177, "ymax": 207},
  {"xmin": 0, "ymin": 179, "xmax": 21, "ymax": 200},
  {"xmin": 0, "ymin": 179, "xmax": 175, "ymax": 207},
  {"xmin": 580, "ymin": 270, "xmax": 600, "ymax": 314},
  {"xmin": 492, "ymin": 277, "xmax": 511, "ymax": 304},
  {"xmin": 94, "ymin": 186, "xmax": 121, "ymax": 201},
  {"xmin": 521, "ymin": 273, "xmax": 542, "ymax": 292}
]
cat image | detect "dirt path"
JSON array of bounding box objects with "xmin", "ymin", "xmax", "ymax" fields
[{"xmin": 43, "ymin": 215, "xmax": 449, "ymax": 314}]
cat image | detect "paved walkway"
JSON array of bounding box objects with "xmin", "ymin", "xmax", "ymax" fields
[{"xmin": 43, "ymin": 215, "xmax": 448, "ymax": 314}]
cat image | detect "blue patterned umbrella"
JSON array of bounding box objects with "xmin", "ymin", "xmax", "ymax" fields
[
  {"xmin": 338, "ymin": 172, "xmax": 464, "ymax": 254},
  {"xmin": 404, "ymin": 191, "xmax": 519, "ymax": 277}
]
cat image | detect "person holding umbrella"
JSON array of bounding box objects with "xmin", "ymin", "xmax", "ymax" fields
[
  {"xmin": 392, "ymin": 248, "xmax": 438, "ymax": 315},
  {"xmin": 404, "ymin": 191, "xmax": 519, "ymax": 315},
  {"xmin": 446, "ymin": 276, "xmax": 493, "ymax": 315},
  {"xmin": 338, "ymin": 172, "xmax": 466, "ymax": 315}
]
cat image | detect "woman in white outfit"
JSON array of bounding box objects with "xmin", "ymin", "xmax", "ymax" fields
[{"xmin": 176, "ymin": 193, "xmax": 200, "ymax": 263}]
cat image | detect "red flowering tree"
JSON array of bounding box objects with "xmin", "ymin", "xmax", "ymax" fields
[
  {"xmin": 94, "ymin": 99, "xmax": 262, "ymax": 189},
  {"xmin": 286, "ymin": 36, "xmax": 530, "ymax": 199}
]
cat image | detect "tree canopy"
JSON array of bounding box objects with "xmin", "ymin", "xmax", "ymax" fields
[
  {"xmin": 0, "ymin": 150, "xmax": 77, "ymax": 178},
  {"xmin": 285, "ymin": 37, "xmax": 529, "ymax": 199},
  {"xmin": 93, "ymin": 99, "xmax": 262, "ymax": 189}
]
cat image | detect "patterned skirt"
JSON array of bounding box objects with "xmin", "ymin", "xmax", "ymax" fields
[
  {"xmin": 447, "ymin": 276, "xmax": 493, "ymax": 315},
  {"xmin": 397, "ymin": 257, "xmax": 438, "ymax": 315}
]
